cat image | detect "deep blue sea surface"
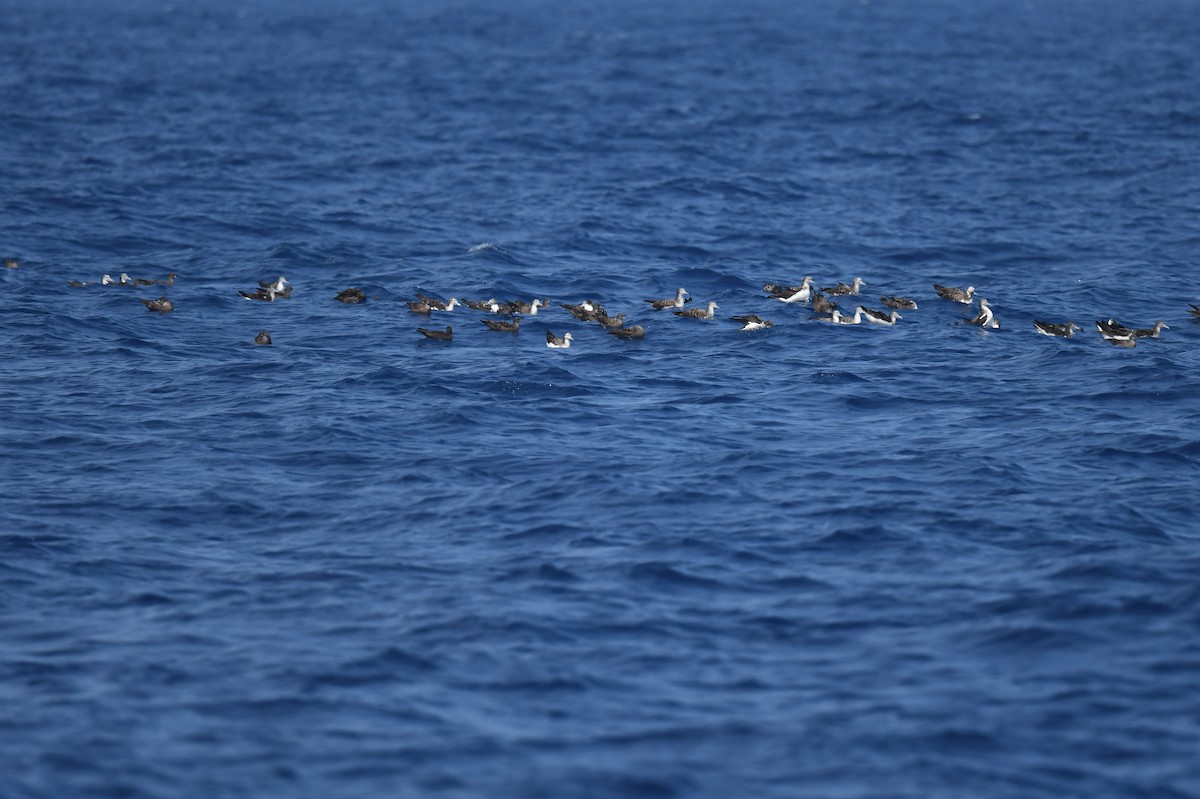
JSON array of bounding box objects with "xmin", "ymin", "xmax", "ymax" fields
[{"xmin": 3, "ymin": 0, "xmax": 1200, "ymax": 796}]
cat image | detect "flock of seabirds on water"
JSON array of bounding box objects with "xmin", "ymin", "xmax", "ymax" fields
[{"xmin": 6, "ymin": 255, "xmax": 1194, "ymax": 350}]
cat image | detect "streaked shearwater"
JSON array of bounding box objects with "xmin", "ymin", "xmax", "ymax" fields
[
  {"xmin": 1032, "ymin": 321, "xmax": 1082, "ymax": 338},
  {"xmin": 822, "ymin": 277, "xmax": 865, "ymax": 296},
  {"xmin": 934, "ymin": 284, "xmax": 975, "ymax": 303},
  {"xmin": 645, "ymin": 288, "xmax": 689, "ymax": 310},
  {"xmin": 860, "ymin": 306, "xmax": 901, "ymax": 325},
  {"xmin": 731, "ymin": 314, "xmax": 773, "ymax": 331},
  {"xmin": 881, "ymin": 295, "xmax": 917, "ymax": 310},
  {"xmin": 255, "ymin": 329, "xmax": 272, "ymax": 345},
  {"xmin": 546, "ymin": 330, "xmax": 574, "ymax": 348},
  {"xmin": 674, "ymin": 300, "xmax": 718, "ymax": 319}
]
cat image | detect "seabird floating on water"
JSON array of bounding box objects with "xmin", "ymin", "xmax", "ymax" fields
[
  {"xmin": 335, "ymin": 288, "xmax": 367, "ymax": 304},
  {"xmin": 594, "ymin": 312, "xmax": 627, "ymax": 329},
  {"xmin": 674, "ymin": 300, "xmax": 719, "ymax": 319},
  {"xmin": 822, "ymin": 277, "xmax": 865, "ymax": 296},
  {"xmin": 546, "ymin": 330, "xmax": 574, "ymax": 349},
  {"xmin": 765, "ymin": 277, "xmax": 814, "ymax": 303},
  {"xmin": 481, "ymin": 317, "xmax": 520, "ymax": 332},
  {"xmin": 255, "ymin": 329, "xmax": 272, "ymax": 345},
  {"xmin": 829, "ymin": 307, "xmax": 864, "ymax": 324},
  {"xmin": 1032, "ymin": 320, "xmax": 1082, "ymax": 338},
  {"xmin": 464, "ymin": 298, "xmax": 500, "ymax": 312},
  {"xmin": 731, "ymin": 314, "xmax": 773, "ymax": 331},
  {"xmin": 140, "ymin": 296, "xmax": 173, "ymax": 313},
  {"xmin": 259, "ymin": 276, "xmax": 287, "ymax": 292},
  {"xmin": 1095, "ymin": 319, "xmax": 1165, "ymax": 341},
  {"xmin": 811, "ymin": 292, "xmax": 838, "ymax": 314},
  {"xmin": 561, "ymin": 299, "xmax": 605, "ymax": 320},
  {"xmin": 608, "ymin": 325, "xmax": 646, "ymax": 339},
  {"xmin": 860, "ymin": 306, "xmax": 902, "ymax": 325},
  {"xmin": 4, "ymin": 258, "xmax": 19, "ymax": 269},
  {"xmin": 1131, "ymin": 320, "xmax": 1168, "ymax": 339},
  {"xmin": 415, "ymin": 293, "xmax": 460, "ymax": 312},
  {"xmin": 881, "ymin": 295, "xmax": 918, "ymax": 310},
  {"xmin": 934, "ymin": 284, "xmax": 975, "ymax": 303},
  {"xmin": 418, "ymin": 325, "xmax": 453, "ymax": 341},
  {"xmin": 645, "ymin": 288, "xmax": 690, "ymax": 310},
  {"xmin": 497, "ymin": 298, "xmax": 542, "ymax": 315},
  {"xmin": 967, "ymin": 298, "xmax": 1000, "ymax": 328},
  {"xmin": 240, "ymin": 285, "xmax": 291, "ymax": 301},
  {"xmin": 1188, "ymin": 304, "xmax": 1200, "ymax": 319}
]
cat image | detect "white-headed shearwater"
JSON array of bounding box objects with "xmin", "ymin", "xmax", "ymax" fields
[
  {"xmin": 255, "ymin": 329, "xmax": 272, "ymax": 345},
  {"xmin": 822, "ymin": 277, "xmax": 865, "ymax": 296},
  {"xmin": 645, "ymin": 288, "xmax": 689, "ymax": 310},
  {"xmin": 829, "ymin": 307, "xmax": 864, "ymax": 324},
  {"xmin": 546, "ymin": 330, "xmax": 574, "ymax": 348},
  {"xmin": 674, "ymin": 300, "xmax": 718, "ymax": 319},
  {"xmin": 731, "ymin": 314, "xmax": 773, "ymax": 331},
  {"xmin": 416, "ymin": 293, "xmax": 460, "ymax": 312},
  {"xmin": 934, "ymin": 284, "xmax": 975, "ymax": 303},
  {"xmin": 967, "ymin": 298, "xmax": 1000, "ymax": 328},
  {"xmin": 860, "ymin": 306, "xmax": 901, "ymax": 325},
  {"xmin": 765, "ymin": 277, "xmax": 814, "ymax": 303}
]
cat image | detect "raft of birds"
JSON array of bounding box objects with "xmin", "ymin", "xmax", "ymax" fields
[{"xmin": 51, "ymin": 263, "xmax": 1196, "ymax": 350}]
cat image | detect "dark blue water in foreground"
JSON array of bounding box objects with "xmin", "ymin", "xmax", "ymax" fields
[{"xmin": 3, "ymin": 0, "xmax": 1200, "ymax": 796}]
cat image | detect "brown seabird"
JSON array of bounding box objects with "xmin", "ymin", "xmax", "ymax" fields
[
  {"xmin": 674, "ymin": 300, "xmax": 719, "ymax": 319},
  {"xmin": 255, "ymin": 329, "xmax": 272, "ymax": 345},
  {"xmin": 335, "ymin": 288, "xmax": 367, "ymax": 304},
  {"xmin": 880, "ymin": 295, "xmax": 918, "ymax": 310},
  {"xmin": 140, "ymin": 296, "xmax": 173, "ymax": 313},
  {"xmin": 415, "ymin": 293, "xmax": 460, "ymax": 312},
  {"xmin": 811, "ymin": 292, "xmax": 838, "ymax": 314},
  {"xmin": 418, "ymin": 325, "xmax": 453, "ymax": 341},
  {"xmin": 934, "ymin": 284, "xmax": 975, "ymax": 303},
  {"xmin": 1032, "ymin": 321, "xmax": 1082, "ymax": 338},
  {"xmin": 481, "ymin": 317, "xmax": 520, "ymax": 332},
  {"xmin": 608, "ymin": 325, "xmax": 646, "ymax": 339},
  {"xmin": 645, "ymin": 288, "xmax": 689, "ymax": 310},
  {"xmin": 822, "ymin": 277, "xmax": 865, "ymax": 296}
]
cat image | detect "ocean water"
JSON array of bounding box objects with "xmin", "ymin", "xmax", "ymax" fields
[{"xmin": 3, "ymin": 0, "xmax": 1200, "ymax": 796}]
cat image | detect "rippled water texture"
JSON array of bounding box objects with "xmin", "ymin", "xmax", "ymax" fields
[{"xmin": 3, "ymin": 0, "xmax": 1200, "ymax": 796}]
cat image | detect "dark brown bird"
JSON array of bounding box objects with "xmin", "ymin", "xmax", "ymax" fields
[
  {"xmin": 608, "ymin": 325, "xmax": 646, "ymax": 339},
  {"xmin": 481, "ymin": 317, "xmax": 520, "ymax": 332},
  {"xmin": 811, "ymin": 292, "xmax": 838, "ymax": 314},
  {"xmin": 335, "ymin": 288, "xmax": 367, "ymax": 304},
  {"xmin": 140, "ymin": 296, "xmax": 173, "ymax": 313},
  {"xmin": 255, "ymin": 330, "xmax": 272, "ymax": 345},
  {"xmin": 881, "ymin": 295, "xmax": 917, "ymax": 310},
  {"xmin": 418, "ymin": 326, "xmax": 453, "ymax": 341}
]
